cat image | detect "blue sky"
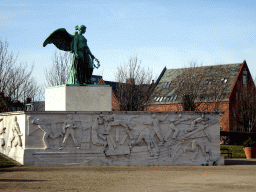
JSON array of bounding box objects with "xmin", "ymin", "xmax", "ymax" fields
[{"xmin": 1, "ymin": 0, "xmax": 256, "ymax": 85}]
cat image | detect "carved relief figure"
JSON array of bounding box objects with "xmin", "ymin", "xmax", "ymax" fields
[
  {"xmin": 104, "ymin": 114, "xmax": 137, "ymax": 140},
  {"xmin": 184, "ymin": 140, "xmax": 210, "ymax": 162},
  {"xmin": 151, "ymin": 114, "xmax": 168, "ymax": 145},
  {"xmin": 28, "ymin": 116, "xmax": 63, "ymax": 149},
  {"xmin": 131, "ymin": 120, "xmax": 161, "ymax": 156},
  {"xmin": 0, "ymin": 118, "xmax": 6, "ymax": 148},
  {"xmin": 185, "ymin": 114, "xmax": 209, "ymax": 133},
  {"xmin": 91, "ymin": 115, "xmax": 107, "ymax": 148},
  {"xmin": 9, "ymin": 116, "xmax": 23, "ymax": 148},
  {"xmin": 164, "ymin": 114, "xmax": 191, "ymax": 141},
  {"xmin": 60, "ymin": 114, "xmax": 79, "ymax": 149}
]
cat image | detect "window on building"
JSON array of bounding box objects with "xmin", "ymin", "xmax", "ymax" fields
[
  {"xmin": 236, "ymin": 92, "xmax": 238, "ymax": 100},
  {"xmin": 220, "ymin": 78, "xmax": 227, "ymax": 84},
  {"xmin": 155, "ymin": 97, "xmax": 160, "ymax": 102},
  {"xmin": 174, "ymin": 95, "xmax": 177, "ymax": 101},
  {"xmin": 163, "ymin": 82, "xmax": 168, "ymax": 88},
  {"xmin": 154, "ymin": 97, "xmax": 157, "ymax": 102},
  {"xmin": 243, "ymin": 68, "xmax": 247, "ymax": 75},
  {"xmin": 159, "ymin": 97, "xmax": 164, "ymax": 102},
  {"xmin": 243, "ymin": 75, "xmax": 247, "ymax": 85},
  {"xmin": 166, "ymin": 82, "xmax": 171, "ymax": 88},
  {"xmin": 162, "ymin": 97, "xmax": 167, "ymax": 102},
  {"xmin": 169, "ymin": 96, "xmax": 173, "ymax": 101},
  {"xmin": 178, "ymin": 81, "xmax": 184, "ymax": 86}
]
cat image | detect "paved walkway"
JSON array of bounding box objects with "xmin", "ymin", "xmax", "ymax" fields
[{"xmin": 0, "ymin": 159, "xmax": 255, "ymax": 192}]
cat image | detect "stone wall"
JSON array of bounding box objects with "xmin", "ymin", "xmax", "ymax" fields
[{"xmin": 0, "ymin": 111, "xmax": 224, "ymax": 166}]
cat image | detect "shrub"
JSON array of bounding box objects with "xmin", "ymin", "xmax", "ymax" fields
[{"xmin": 243, "ymin": 138, "xmax": 256, "ymax": 147}]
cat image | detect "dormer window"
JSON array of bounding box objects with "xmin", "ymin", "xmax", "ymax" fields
[
  {"xmin": 243, "ymin": 68, "xmax": 247, "ymax": 75},
  {"xmin": 220, "ymin": 78, "xmax": 228, "ymax": 84},
  {"xmin": 163, "ymin": 82, "xmax": 172, "ymax": 88},
  {"xmin": 243, "ymin": 76, "xmax": 247, "ymax": 85},
  {"xmin": 205, "ymin": 79, "xmax": 213, "ymax": 84},
  {"xmin": 178, "ymin": 81, "xmax": 184, "ymax": 86}
]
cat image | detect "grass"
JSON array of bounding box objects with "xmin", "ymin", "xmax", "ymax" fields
[
  {"xmin": 0, "ymin": 155, "xmax": 16, "ymax": 168},
  {"xmin": 220, "ymin": 144, "xmax": 246, "ymax": 158}
]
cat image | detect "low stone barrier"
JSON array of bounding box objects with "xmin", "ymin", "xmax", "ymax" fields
[{"xmin": 0, "ymin": 111, "xmax": 224, "ymax": 166}]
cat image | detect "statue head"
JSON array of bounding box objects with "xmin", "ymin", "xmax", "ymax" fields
[{"xmin": 75, "ymin": 25, "xmax": 86, "ymax": 33}]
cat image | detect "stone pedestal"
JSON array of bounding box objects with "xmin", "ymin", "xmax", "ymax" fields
[
  {"xmin": 45, "ymin": 84, "xmax": 112, "ymax": 111},
  {"xmin": 0, "ymin": 111, "xmax": 224, "ymax": 166}
]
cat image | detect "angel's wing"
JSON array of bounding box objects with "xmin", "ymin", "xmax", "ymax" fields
[{"xmin": 43, "ymin": 28, "xmax": 74, "ymax": 51}]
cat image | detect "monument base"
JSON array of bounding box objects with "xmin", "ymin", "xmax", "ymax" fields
[
  {"xmin": 45, "ymin": 84, "xmax": 112, "ymax": 111},
  {"xmin": 0, "ymin": 111, "xmax": 224, "ymax": 166}
]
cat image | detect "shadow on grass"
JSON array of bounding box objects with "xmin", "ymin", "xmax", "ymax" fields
[
  {"xmin": 0, "ymin": 165, "xmax": 16, "ymax": 168},
  {"xmin": 225, "ymin": 159, "xmax": 256, "ymax": 165}
]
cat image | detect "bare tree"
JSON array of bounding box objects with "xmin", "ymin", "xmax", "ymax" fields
[
  {"xmin": 175, "ymin": 62, "xmax": 230, "ymax": 111},
  {"xmin": 115, "ymin": 56, "xmax": 153, "ymax": 111},
  {"xmin": 44, "ymin": 50, "xmax": 72, "ymax": 87},
  {"xmin": 233, "ymin": 77, "xmax": 256, "ymax": 133},
  {"xmin": 176, "ymin": 62, "xmax": 205, "ymax": 111},
  {"xmin": 0, "ymin": 39, "xmax": 38, "ymax": 111}
]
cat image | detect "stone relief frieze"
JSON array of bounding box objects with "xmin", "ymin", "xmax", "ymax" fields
[{"xmin": 20, "ymin": 112, "xmax": 222, "ymax": 166}]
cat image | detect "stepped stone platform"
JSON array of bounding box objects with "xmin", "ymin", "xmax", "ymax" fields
[{"xmin": 0, "ymin": 111, "xmax": 224, "ymax": 166}]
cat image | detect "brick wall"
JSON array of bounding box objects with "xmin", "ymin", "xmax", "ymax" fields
[{"xmin": 98, "ymin": 79, "xmax": 119, "ymax": 111}]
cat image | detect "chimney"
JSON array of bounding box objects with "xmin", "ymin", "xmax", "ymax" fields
[{"xmin": 152, "ymin": 80, "xmax": 154, "ymax": 84}]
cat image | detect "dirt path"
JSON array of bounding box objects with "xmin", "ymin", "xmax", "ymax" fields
[{"xmin": 0, "ymin": 159, "xmax": 256, "ymax": 192}]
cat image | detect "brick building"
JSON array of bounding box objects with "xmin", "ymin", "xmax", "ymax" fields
[{"xmin": 146, "ymin": 60, "xmax": 256, "ymax": 132}]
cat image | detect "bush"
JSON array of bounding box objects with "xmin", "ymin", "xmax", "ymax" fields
[{"xmin": 243, "ymin": 138, "xmax": 256, "ymax": 147}]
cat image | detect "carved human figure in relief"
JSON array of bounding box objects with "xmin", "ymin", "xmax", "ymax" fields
[
  {"xmin": 150, "ymin": 114, "xmax": 168, "ymax": 145},
  {"xmin": 91, "ymin": 115, "xmax": 107, "ymax": 148},
  {"xmin": 104, "ymin": 114, "xmax": 137, "ymax": 140},
  {"xmin": 164, "ymin": 114, "xmax": 191, "ymax": 141},
  {"xmin": 28, "ymin": 116, "xmax": 63, "ymax": 149},
  {"xmin": 133, "ymin": 125, "xmax": 159, "ymax": 156},
  {"xmin": 0, "ymin": 118, "xmax": 6, "ymax": 148},
  {"xmin": 184, "ymin": 140, "xmax": 210, "ymax": 162},
  {"xmin": 60, "ymin": 114, "xmax": 79, "ymax": 149},
  {"xmin": 185, "ymin": 114, "xmax": 209, "ymax": 133},
  {"xmin": 9, "ymin": 116, "xmax": 23, "ymax": 148}
]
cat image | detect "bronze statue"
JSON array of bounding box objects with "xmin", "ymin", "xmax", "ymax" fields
[{"xmin": 43, "ymin": 25, "xmax": 100, "ymax": 85}]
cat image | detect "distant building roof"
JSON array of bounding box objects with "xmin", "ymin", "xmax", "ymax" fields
[{"xmin": 149, "ymin": 63, "xmax": 243, "ymax": 104}]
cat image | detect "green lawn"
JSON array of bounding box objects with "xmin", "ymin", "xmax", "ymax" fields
[
  {"xmin": 220, "ymin": 144, "xmax": 246, "ymax": 158},
  {"xmin": 0, "ymin": 155, "xmax": 16, "ymax": 168}
]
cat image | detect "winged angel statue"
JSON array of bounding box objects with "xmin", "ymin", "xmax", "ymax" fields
[{"xmin": 43, "ymin": 25, "xmax": 100, "ymax": 85}]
